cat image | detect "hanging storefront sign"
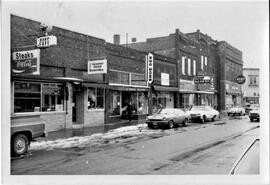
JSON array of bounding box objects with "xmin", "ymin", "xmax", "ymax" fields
[
  {"xmin": 161, "ymin": 73, "xmax": 169, "ymax": 86},
  {"xmin": 236, "ymin": 75, "xmax": 246, "ymax": 84},
  {"xmin": 12, "ymin": 49, "xmax": 40, "ymax": 75},
  {"xmin": 36, "ymin": 35, "xmax": 57, "ymax": 48},
  {"xmin": 88, "ymin": 59, "xmax": 107, "ymax": 74},
  {"xmin": 194, "ymin": 76, "xmax": 212, "ymax": 84},
  {"xmin": 147, "ymin": 53, "xmax": 154, "ymax": 84}
]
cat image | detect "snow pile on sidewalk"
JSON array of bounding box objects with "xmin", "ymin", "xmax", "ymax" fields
[{"xmin": 30, "ymin": 123, "xmax": 160, "ymax": 150}]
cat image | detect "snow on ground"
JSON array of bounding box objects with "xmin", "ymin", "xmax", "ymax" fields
[
  {"xmin": 31, "ymin": 123, "xmax": 156, "ymax": 150},
  {"xmin": 30, "ymin": 122, "xmax": 215, "ymax": 151}
]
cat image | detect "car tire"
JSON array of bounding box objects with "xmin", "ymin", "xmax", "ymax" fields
[
  {"xmin": 12, "ymin": 134, "xmax": 29, "ymax": 156},
  {"xmin": 201, "ymin": 116, "xmax": 206, "ymax": 124},
  {"xmin": 168, "ymin": 120, "xmax": 174, "ymax": 129},
  {"xmin": 182, "ymin": 118, "xmax": 188, "ymax": 127},
  {"xmin": 250, "ymin": 118, "xmax": 253, "ymax": 122},
  {"xmin": 257, "ymin": 118, "xmax": 260, "ymax": 122},
  {"xmin": 211, "ymin": 115, "xmax": 216, "ymax": 122}
]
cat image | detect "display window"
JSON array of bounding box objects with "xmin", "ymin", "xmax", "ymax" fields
[
  {"xmin": 14, "ymin": 81, "xmax": 64, "ymax": 113},
  {"xmin": 87, "ymin": 87, "xmax": 105, "ymax": 110},
  {"xmin": 109, "ymin": 90, "xmax": 121, "ymax": 116}
]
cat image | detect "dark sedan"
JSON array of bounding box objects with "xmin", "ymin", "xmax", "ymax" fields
[{"xmin": 146, "ymin": 108, "xmax": 189, "ymax": 129}]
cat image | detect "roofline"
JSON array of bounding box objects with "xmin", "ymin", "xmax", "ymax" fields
[{"xmin": 11, "ymin": 14, "xmax": 105, "ymax": 42}]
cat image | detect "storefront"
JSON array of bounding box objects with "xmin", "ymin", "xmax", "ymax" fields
[
  {"xmin": 225, "ymin": 81, "xmax": 243, "ymax": 110},
  {"xmin": 179, "ymin": 79, "xmax": 196, "ymax": 109},
  {"xmin": 107, "ymin": 69, "xmax": 149, "ymax": 123}
]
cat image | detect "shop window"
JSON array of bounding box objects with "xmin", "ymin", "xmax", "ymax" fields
[
  {"xmin": 138, "ymin": 92, "xmax": 148, "ymax": 115},
  {"xmin": 42, "ymin": 83, "xmax": 64, "ymax": 112},
  {"xmin": 88, "ymin": 87, "xmax": 104, "ymax": 109},
  {"xmin": 109, "ymin": 91, "xmax": 120, "ymax": 116},
  {"xmin": 14, "ymin": 82, "xmax": 64, "ymax": 113}
]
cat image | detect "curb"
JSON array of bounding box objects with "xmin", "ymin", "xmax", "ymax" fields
[{"xmin": 168, "ymin": 125, "xmax": 259, "ymax": 162}]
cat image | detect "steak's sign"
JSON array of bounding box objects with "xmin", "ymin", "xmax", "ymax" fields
[{"xmin": 12, "ymin": 49, "xmax": 40, "ymax": 75}]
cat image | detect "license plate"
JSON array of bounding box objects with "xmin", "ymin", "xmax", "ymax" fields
[{"xmin": 153, "ymin": 122, "xmax": 157, "ymax": 125}]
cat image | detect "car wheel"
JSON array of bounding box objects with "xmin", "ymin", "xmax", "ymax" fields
[
  {"xmin": 211, "ymin": 115, "xmax": 216, "ymax": 122},
  {"xmin": 12, "ymin": 134, "xmax": 29, "ymax": 156},
  {"xmin": 250, "ymin": 118, "xmax": 253, "ymax": 122},
  {"xmin": 201, "ymin": 116, "xmax": 206, "ymax": 124},
  {"xmin": 148, "ymin": 124, "xmax": 154, "ymax": 129},
  {"xmin": 168, "ymin": 120, "xmax": 174, "ymax": 129},
  {"xmin": 257, "ymin": 118, "xmax": 260, "ymax": 122},
  {"xmin": 182, "ymin": 118, "xmax": 188, "ymax": 127}
]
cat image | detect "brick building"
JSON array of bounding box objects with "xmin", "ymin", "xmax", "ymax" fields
[
  {"xmin": 128, "ymin": 29, "xmax": 219, "ymax": 110},
  {"xmin": 10, "ymin": 15, "xmax": 179, "ymax": 132}
]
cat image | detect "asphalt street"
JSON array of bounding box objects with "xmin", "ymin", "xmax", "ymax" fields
[{"xmin": 11, "ymin": 116, "xmax": 259, "ymax": 175}]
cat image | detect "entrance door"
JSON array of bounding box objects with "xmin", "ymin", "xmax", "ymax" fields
[{"xmin": 72, "ymin": 91, "xmax": 77, "ymax": 122}]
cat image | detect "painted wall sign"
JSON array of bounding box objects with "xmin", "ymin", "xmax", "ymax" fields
[
  {"xmin": 236, "ymin": 75, "xmax": 246, "ymax": 84},
  {"xmin": 147, "ymin": 53, "xmax": 154, "ymax": 84},
  {"xmin": 88, "ymin": 59, "xmax": 107, "ymax": 74},
  {"xmin": 36, "ymin": 35, "xmax": 57, "ymax": 48},
  {"xmin": 12, "ymin": 49, "xmax": 40, "ymax": 75},
  {"xmin": 161, "ymin": 73, "xmax": 169, "ymax": 86}
]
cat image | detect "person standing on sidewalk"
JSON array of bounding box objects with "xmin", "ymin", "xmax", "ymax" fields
[{"xmin": 127, "ymin": 102, "xmax": 133, "ymax": 122}]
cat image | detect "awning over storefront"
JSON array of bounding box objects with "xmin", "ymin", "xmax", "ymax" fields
[
  {"xmin": 53, "ymin": 77, "xmax": 84, "ymax": 82},
  {"xmin": 226, "ymin": 90, "xmax": 243, "ymax": 95},
  {"xmin": 179, "ymin": 90, "xmax": 216, "ymax": 94},
  {"xmin": 108, "ymin": 84, "xmax": 149, "ymax": 91},
  {"xmin": 82, "ymin": 82, "xmax": 109, "ymax": 88},
  {"xmin": 153, "ymin": 85, "xmax": 179, "ymax": 92}
]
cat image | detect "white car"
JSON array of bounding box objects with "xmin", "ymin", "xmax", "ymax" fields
[
  {"xmin": 187, "ymin": 106, "xmax": 219, "ymax": 124},
  {"xmin": 228, "ymin": 106, "xmax": 245, "ymax": 116}
]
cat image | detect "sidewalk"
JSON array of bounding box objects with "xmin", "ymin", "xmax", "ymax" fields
[{"xmin": 42, "ymin": 119, "xmax": 145, "ymax": 141}]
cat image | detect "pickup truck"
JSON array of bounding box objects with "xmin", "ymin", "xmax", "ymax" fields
[{"xmin": 11, "ymin": 115, "xmax": 46, "ymax": 156}]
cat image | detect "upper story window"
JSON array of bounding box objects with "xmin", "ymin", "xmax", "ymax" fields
[
  {"xmin": 14, "ymin": 81, "xmax": 64, "ymax": 113},
  {"xmin": 109, "ymin": 69, "xmax": 146, "ymax": 86},
  {"xmin": 193, "ymin": 60, "xmax": 196, "ymax": 75},
  {"xmin": 249, "ymin": 75, "xmax": 259, "ymax": 86},
  {"xmin": 187, "ymin": 58, "xmax": 191, "ymax": 75},
  {"xmin": 182, "ymin": 56, "xmax": 186, "ymax": 75},
  {"xmin": 201, "ymin": 55, "xmax": 204, "ymax": 70}
]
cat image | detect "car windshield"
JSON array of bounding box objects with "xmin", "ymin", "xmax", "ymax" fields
[{"xmin": 158, "ymin": 108, "xmax": 174, "ymax": 114}]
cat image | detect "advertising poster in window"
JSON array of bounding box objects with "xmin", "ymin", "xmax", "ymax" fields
[{"xmin": 12, "ymin": 49, "xmax": 40, "ymax": 75}]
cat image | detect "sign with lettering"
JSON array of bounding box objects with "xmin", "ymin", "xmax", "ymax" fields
[
  {"xmin": 236, "ymin": 75, "xmax": 246, "ymax": 84},
  {"xmin": 36, "ymin": 35, "xmax": 57, "ymax": 48},
  {"xmin": 161, "ymin": 73, "xmax": 169, "ymax": 86},
  {"xmin": 12, "ymin": 49, "xmax": 40, "ymax": 75},
  {"xmin": 194, "ymin": 76, "xmax": 213, "ymax": 84},
  {"xmin": 147, "ymin": 53, "xmax": 154, "ymax": 84},
  {"xmin": 88, "ymin": 59, "xmax": 107, "ymax": 74}
]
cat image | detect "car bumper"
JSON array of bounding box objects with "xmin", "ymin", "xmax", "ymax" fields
[
  {"xmin": 146, "ymin": 121, "xmax": 169, "ymax": 127},
  {"xmin": 189, "ymin": 116, "xmax": 201, "ymax": 121},
  {"xmin": 249, "ymin": 115, "xmax": 260, "ymax": 119}
]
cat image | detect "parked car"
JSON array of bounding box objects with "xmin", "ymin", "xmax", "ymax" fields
[
  {"xmin": 11, "ymin": 115, "xmax": 46, "ymax": 156},
  {"xmin": 227, "ymin": 105, "xmax": 246, "ymax": 116},
  {"xmin": 187, "ymin": 105, "xmax": 219, "ymax": 124},
  {"xmin": 249, "ymin": 107, "xmax": 260, "ymax": 122},
  {"xmin": 146, "ymin": 108, "xmax": 189, "ymax": 129},
  {"xmin": 229, "ymin": 139, "xmax": 259, "ymax": 175}
]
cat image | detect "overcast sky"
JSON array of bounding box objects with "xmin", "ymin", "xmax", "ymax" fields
[{"xmin": 4, "ymin": 1, "xmax": 269, "ymax": 68}]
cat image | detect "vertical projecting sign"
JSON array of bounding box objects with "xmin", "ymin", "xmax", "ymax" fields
[
  {"xmin": 12, "ymin": 49, "xmax": 40, "ymax": 75},
  {"xmin": 147, "ymin": 53, "xmax": 154, "ymax": 84}
]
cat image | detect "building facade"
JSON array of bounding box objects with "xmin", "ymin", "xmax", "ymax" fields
[
  {"xmin": 11, "ymin": 15, "xmax": 180, "ymax": 132},
  {"xmin": 242, "ymin": 68, "xmax": 260, "ymax": 105},
  {"xmin": 128, "ymin": 29, "xmax": 219, "ymax": 110}
]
